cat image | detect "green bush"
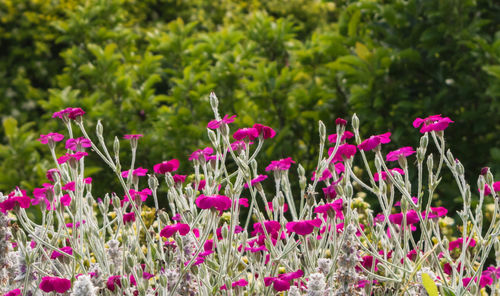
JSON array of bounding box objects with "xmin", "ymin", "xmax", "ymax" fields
[{"xmin": 1, "ymin": 0, "xmax": 499, "ymax": 213}]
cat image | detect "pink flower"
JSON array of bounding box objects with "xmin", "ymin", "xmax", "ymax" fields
[
  {"xmin": 153, "ymin": 159, "xmax": 179, "ymax": 174},
  {"xmin": 221, "ymin": 279, "xmax": 249, "ymax": 290},
  {"xmin": 160, "ymin": 223, "xmax": 190, "ymax": 238},
  {"xmin": 230, "ymin": 140, "xmax": 252, "ymax": 152},
  {"xmin": 60, "ymin": 194, "xmax": 71, "ymax": 207},
  {"xmin": 32, "ymin": 183, "xmax": 54, "ymax": 210},
  {"xmin": 238, "ymin": 198, "xmax": 249, "ymax": 207},
  {"xmin": 233, "ymin": 127, "xmax": 259, "ymax": 141},
  {"xmin": 50, "ymin": 246, "xmax": 73, "ymax": 259},
  {"xmin": 322, "ymin": 184, "xmax": 337, "ymax": 199},
  {"xmin": 38, "ymin": 133, "xmax": 64, "ymax": 144},
  {"xmin": 483, "ymin": 266, "xmax": 500, "ymax": 281},
  {"xmin": 462, "ymin": 275, "xmax": 493, "ymax": 288},
  {"xmin": 264, "ymin": 269, "xmax": 304, "ymax": 292},
  {"xmin": 244, "ymin": 174, "xmax": 268, "ymax": 188},
  {"xmin": 449, "ymin": 237, "xmax": 476, "ymax": 251},
  {"xmin": 267, "ymin": 202, "xmax": 288, "ymax": 213},
  {"xmin": 189, "ymin": 147, "xmax": 214, "ymax": 161},
  {"xmin": 195, "ymin": 194, "xmax": 231, "ymax": 213},
  {"xmin": 386, "ymin": 147, "xmax": 416, "ymax": 161},
  {"xmin": 335, "ymin": 118, "xmax": 347, "ymax": 126},
  {"xmin": 106, "ymin": 275, "xmax": 122, "ymax": 291},
  {"xmin": 253, "ymin": 123, "xmax": 276, "ymax": 139},
  {"xmin": 265, "ymin": 157, "xmax": 295, "ymax": 171},
  {"xmin": 62, "ymin": 182, "xmax": 75, "ymax": 192},
  {"xmin": 358, "ymin": 132, "xmax": 391, "ymax": 151},
  {"xmin": 65, "ymin": 137, "xmax": 92, "ymax": 151},
  {"xmin": 286, "ymin": 219, "xmax": 322, "ymax": 235},
  {"xmin": 0, "ymin": 189, "xmax": 31, "ymax": 213},
  {"xmin": 413, "ymin": 115, "xmax": 454, "ymax": 133},
  {"xmin": 329, "ymin": 144, "xmax": 357, "ymax": 162},
  {"xmin": 252, "ymin": 221, "xmax": 281, "ymax": 236},
  {"xmin": 83, "ymin": 177, "xmax": 92, "ymax": 184},
  {"xmin": 4, "ymin": 289, "xmax": 21, "ymax": 296},
  {"xmin": 388, "ymin": 210, "xmax": 420, "ymax": 226},
  {"xmin": 314, "ymin": 200, "xmax": 344, "ymax": 219},
  {"xmin": 423, "ymin": 207, "xmax": 448, "ymax": 219},
  {"xmin": 173, "ymin": 174, "xmax": 187, "ymax": 183},
  {"xmin": 57, "ymin": 152, "xmax": 88, "ymax": 164},
  {"xmin": 121, "ymin": 167, "xmax": 148, "ymax": 178},
  {"xmin": 125, "ymin": 188, "xmax": 152, "ymax": 203},
  {"xmin": 482, "ymin": 181, "xmax": 500, "ymax": 196},
  {"xmin": 40, "ymin": 276, "xmax": 72, "ymax": 293},
  {"xmin": 123, "ymin": 212, "xmax": 136, "ymax": 224},
  {"xmin": 373, "ymin": 168, "xmax": 405, "ymax": 182},
  {"xmin": 216, "ymin": 225, "xmax": 243, "ymax": 240},
  {"xmin": 328, "ymin": 131, "xmax": 354, "ymax": 144},
  {"xmin": 68, "ymin": 108, "xmax": 85, "ymax": 119},
  {"xmin": 207, "ymin": 114, "xmax": 237, "ymax": 129},
  {"xmin": 46, "ymin": 168, "xmax": 60, "ymax": 182},
  {"xmin": 123, "ymin": 134, "xmax": 143, "ymax": 140}
]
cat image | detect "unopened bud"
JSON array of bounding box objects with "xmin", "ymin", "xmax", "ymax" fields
[
  {"xmin": 209, "ymin": 92, "xmax": 219, "ymax": 114},
  {"xmin": 486, "ymin": 170, "xmax": 494, "ymax": 185},
  {"xmin": 112, "ymin": 194, "xmax": 121, "ymax": 209},
  {"xmin": 420, "ymin": 134, "xmax": 428, "ymax": 150},
  {"xmin": 96, "ymin": 120, "xmax": 103, "ymax": 138},
  {"xmin": 250, "ymin": 159, "xmax": 258, "ymax": 176},
  {"xmin": 478, "ymin": 176, "xmax": 486, "ymax": 192},
  {"xmin": 319, "ymin": 121, "xmax": 326, "ymax": 143},
  {"xmin": 221, "ymin": 224, "xmax": 229, "ymax": 240},
  {"xmin": 446, "ymin": 150, "xmax": 454, "ymax": 167},
  {"xmin": 457, "ymin": 162, "xmax": 464, "ymax": 176},
  {"xmin": 113, "ymin": 136, "xmax": 120, "ymax": 159},
  {"xmin": 159, "ymin": 212, "xmax": 169, "ymax": 224},
  {"xmin": 427, "ymin": 154, "xmax": 434, "ymax": 171},
  {"xmin": 416, "ymin": 147, "xmax": 425, "ymax": 162},
  {"xmin": 148, "ymin": 174, "xmax": 158, "ymax": 190},
  {"xmin": 345, "ymin": 183, "xmax": 353, "ymax": 198},
  {"xmin": 352, "ymin": 113, "xmax": 359, "ymax": 130},
  {"xmin": 207, "ymin": 130, "xmax": 217, "ymax": 147}
]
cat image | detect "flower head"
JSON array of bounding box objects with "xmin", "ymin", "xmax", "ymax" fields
[
  {"xmin": 329, "ymin": 144, "xmax": 357, "ymax": 162},
  {"xmin": 153, "ymin": 159, "xmax": 179, "ymax": 174},
  {"xmin": 65, "ymin": 137, "xmax": 92, "ymax": 151},
  {"xmin": 328, "ymin": 131, "xmax": 354, "ymax": 144},
  {"xmin": 122, "ymin": 167, "xmax": 148, "ymax": 178},
  {"xmin": 207, "ymin": 114, "xmax": 236, "ymax": 129},
  {"xmin": 38, "ymin": 133, "xmax": 64, "ymax": 145},
  {"xmin": 51, "ymin": 246, "xmax": 73, "ymax": 260},
  {"xmin": 374, "ymin": 168, "xmax": 405, "ymax": 182},
  {"xmin": 413, "ymin": 115, "xmax": 454, "ymax": 133},
  {"xmin": 286, "ymin": 219, "xmax": 322, "ymax": 236},
  {"xmin": 189, "ymin": 147, "xmax": 214, "ymax": 161},
  {"xmin": 123, "ymin": 134, "xmax": 143, "ymax": 140},
  {"xmin": 0, "ymin": 188, "xmax": 31, "ymax": 213},
  {"xmin": 40, "ymin": 276, "xmax": 72, "ymax": 293},
  {"xmin": 160, "ymin": 223, "xmax": 190, "ymax": 238},
  {"xmin": 195, "ymin": 194, "xmax": 231, "ymax": 214},
  {"xmin": 233, "ymin": 127, "xmax": 259, "ymax": 141},
  {"xmin": 244, "ymin": 174, "xmax": 268, "ymax": 188},
  {"xmin": 57, "ymin": 152, "xmax": 88, "ymax": 164},
  {"xmin": 265, "ymin": 157, "xmax": 295, "ymax": 171},
  {"xmin": 123, "ymin": 212, "xmax": 136, "ymax": 224},
  {"xmin": 386, "ymin": 146, "xmax": 416, "ymax": 161},
  {"xmin": 358, "ymin": 132, "xmax": 391, "ymax": 151},
  {"xmin": 253, "ymin": 123, "xmax": 276, "ymax": 139},
  {"xmin": 335, "ymin": 118, "xmax": 347, "ymax": 126}
]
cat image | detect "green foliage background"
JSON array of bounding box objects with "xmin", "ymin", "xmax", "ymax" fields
[{"xmin": 1, "ymin": 0, "xmax": 499, "ymax": 211}]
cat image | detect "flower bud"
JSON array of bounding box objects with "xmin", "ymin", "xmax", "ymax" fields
[
  {"xmin": 352, "ymin": 113, "xmax": 359, "ymax": 130},
  {"xmin": 374, "ymin": 156, "xmax": 382, "ymax": 173},
  {"xmin": 478, "ymin": 176, "xmax": 486, "ymax": 193},
  {"xmin": 113, "ymin": 136, "xmax": 120, "ymax": 159},
  {"xmin": 416, "ymin": 147, "xmax": 425, "ymax": 162},
  {"xmin": 420, "ymin": 133, "xmax": 428, "ymax": 149},
  {"xmin": 112, "ymin": 194, "xmax": 121, "ymax": 209},
  {"xmin": 159, "ymin": 212, "xmax": 169, "ymax": 224},
  {"xmin": 297, "ymin": 164, "xmax": 305, "ymax": 178},
  {"xmin": 96, "ymin": 120, "xmax": 103, "ymax": 138},
  {"xmin": 277, "ymin": 192, "xmax": 285, "ymax": 207},
  {"xmin": 159, "ymin": 274, "xmax": 168, "ymax": 287},
  {"xmin": 446, "ymin": 150, "xmax": 454, "ymax": 167},
  {"xmin": 221, "ymin": 223, "xmax": 229, "ymax": 240},
  {"xmin": 457, "ymin": 162, "xmax": 464, "ymax": 176},
  {"xmin": 345, "ymin": 183, "xmax": 353, "ymax": 198},
  {"xmin": 165, "ymin": 173, "xmax": 175, "ymax": 188},
  {"xmin": 148, "ymin": 174, "xmax": 158, "ymax": 190},
  {"xmin": 318, "ymin": 120, "xmax": 326, "ymax": 143},
  {"xmin": 207, "ymin": 130, "xmax": 217, "ymax": 148},
  {"xmin": 486, "ymin": 170, "xmax": 494, "ymax": 185},
  {"xmin": 209, "ymin": 91, "xmax": 219, "ymax": 114},
  {"xmin": 427, "ymin": 154, "xmax": 434, "ymax": 171},
  {"xmin": 127, "ymin": 254, "xmax": 135, "ymax": 269},
  {"xmin": 250, "ymin": 159, "xmax": 258, "ymax": 176}
]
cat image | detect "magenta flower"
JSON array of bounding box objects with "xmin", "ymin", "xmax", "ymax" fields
[
  {"xmin": 388, "ymin": 210, "xmax": 420, "ymax": 226},
  {"xmin": 373, "ymin": 168, "xmax": 405, "ymax": 182},
  {"xmin": 311, "ymin": 169, "xmax": 332, "ymax": 182},
  {"xmin": 422, "ymin": 207, "xmax": 448, "ymax": 219},
  {"xmin": 413, "ymin": 115, "xmax": 454, "ymax": 133},
  {"xmin": 160, "ymin": 223, "xmax": 190, "ymax": 238},
  {"xmin": 125, "ymin": 188, "xmax": 152, "ymax": 203},
  {"xmin": 38, "ymin": 133, "xmax": 64, "ymax": 144},
  {"xmin": 233, "ymin": 127, "xmax": 259, "ymax": 141},
  {"xmin": 106, "ymin": 275, "xmax": 122, "ymax": 291},
  {"xmin": 462, "ymin": 275, "xmax": 493, "ymax": 288},
  {"xmin": 229, "ymin": 140, "xmax": 252, "ymax": 153},
  {"xmin": 314, "ymin": 200, "xmax": 344, "ymax": 219},
  {"xmin": 286, "ymin": 219, "xmax": 322, "ymax": 235},
  {"xmin": 329, "ymin": 144, "xmax": 357, "ymax": 162},
  {"xmin": 328, "ymin": 131, "xmax": 354, "ymax": 144},
  {"xmin": 358, "ymin": 132, "xmax": 391, "ymax": 151},
  {"xmin": 123, "ymin": 212, "xmax": 136, "ymax": 224},
  {"xmin": 238, "ymin": 198, "xmax": 249, "ymax": 207},
  {"xmin": 267, "ymin": 202, "xmax": 288, "ymax": 213},
  {"xmin": 173, "ymin": 174, "xmax": 187, "ymax": 183},
  {"xmin": 62, "ymin": 182, "xmax": 75, "ymax": 192},
  {"xmin": 244, "ymin": 174, "xmax": 268, "ymax": 188},
  {"xmin": 482, "ymin": 181, "xmax": 500, "ymax": 196},
  {"xmin": 32, "ymin": 183, "xmax": 54, "ymax": 210},
  {"xmin": 335, "ymin": 118, "xmax": 347, "ymax": 126},
  {"xmin": 207, "ymin": 114, "xmax": 237, "ymax": 129},
  {"xmin": 65, "ymin": 137, "xmax": 92, "ymax": 151},
  {"xmin": 264, "ymin": 269, "xmax": 304, "ymax": 292},
  {"xmin": 83, "ymin": 177, "xmax": 92, "ymax": 184},
  {"xmin": 265, "ymin": 157, "xmax": 295, "ymax": 171},
  {"xmin": 394, "ymin": 197, "xmax": 418, "ymax": 207},
  {"xmin": 386, "ymin": 146, "xmax": 416, "ymax": 161},
  {"xmin": 122, "ymin": 167, "xmax": 148, "ymax": 178},
  {"xmin": 46, "ymin": 168, "xmax": 60, "ymax": 182},
  {"xmin": 189, "ymin": 147, "xmax": 214, "ymax": 161},
  {"xmin": 449, "ymin": 237, "xmax": 476, "ymax": 251},
  {"xmin": 4, "ymin": 289, "xmax": 21, "ymax": 296},
  {"xmin": 253, "ymin": 123, "xmax": 276, "ymax": 139},
  {"xmin": 68, "ymin": 107, "xmax": 85, "ymax": 119},
  {"xmin": 195, "ymin": 194, "xmax": 231, "ymax": 213},
  {"xmin": 251, "ymin": 220, "xmax": 281, "ymax": 236},
  {"xmin": 40, "ymin": 276, "xmax": 71, "ymax": 293},
  {"xmin": 221, "ymin": 279, "xmax": 249, "ymax": 290},
  {"xmin": 57, "ymin": 151, "xmax": 88, "ymax": 164},
  {"xmin": 50, "ymin": 246, "xmax": 73, "ymax": 259},
  {"xmin": 0, "ymin": 189, "xmax": 31, "ymax": 213},
  {"xmin": 216, "ymin": 225, "xmax": 243, "ymax": 240},
  {"xmin": 483, "ymin": 266, "xmax": 500, "ymax": 281},
  {"xmin": 123, "ymin": 134, "xmax": 143, "ymax": 140},
  {"xmin": 153, "ymin": 159, "xmax": 179, "ymax": 174},
  {"xmin": 60, "ymin": 194, "xmax": 71, "ymax": 207}
]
